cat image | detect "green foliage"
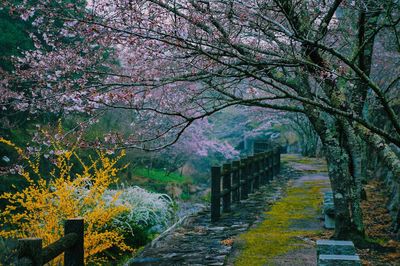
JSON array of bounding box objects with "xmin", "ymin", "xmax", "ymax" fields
[
  {"xmin": 0, "ymin": 238, "xmax": 18, "ymax": 265},
  {"xmin": 0, "ymin": 9, "xmax": 33, "ymax": 71},
  {"xmin": 134, "ymin": 167, "xmax": 191, "ymax": 184},
  {"xmin": 201, "ymin": 190, "xmax": 211, "ymax": 203},
  {"xmin": 179, "ymin": 190, "xmax": 191, "ymax": 201}
]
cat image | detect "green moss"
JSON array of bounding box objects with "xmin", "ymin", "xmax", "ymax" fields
[
  {"xmin": 296, "ymin": 166, "xmax": 329, "ymax": 174},
  {"xmin": 281, "ymin": 154, "xmax": 328, "ymax": 173},
  {"xmin": 234, "ymin": 180, "xmax": 329, "ymax": 266},
  {"xmin": 281, "ymin": 154, "xmax": 326, "ymax": 165}
]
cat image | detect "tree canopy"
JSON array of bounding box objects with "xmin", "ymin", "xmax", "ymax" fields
[{"xmin": 1, "ymin": 0, "xmax": 399, "ymax": 241}]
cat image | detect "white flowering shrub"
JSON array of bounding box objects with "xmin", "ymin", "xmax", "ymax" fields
[{"xmin": 104, "ymin": 186, "xmax": 175, "ymax": 244}]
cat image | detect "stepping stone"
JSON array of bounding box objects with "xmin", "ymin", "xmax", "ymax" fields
[
  {"xmin": 316, "ymin": 240, "xmax": 356, "ymax": 256},
  {"xmin": 323, "ymin": 214, "xmax": 335, "ymax": 229},
  {"xmin": 322, "ymin": 192, "xmax": 335, "ymax": 229},
  {"xmin": 324, "ymin": 193, "xmax": 333, "ymax": 202},
  {"xmin": 318, "ymin": 254, "xmax": 361, "ymax": 266}
]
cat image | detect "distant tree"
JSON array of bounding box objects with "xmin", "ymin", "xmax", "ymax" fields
[{"xmin": 285, "ymin": 113, "xmax": 321, "ymax": 157}]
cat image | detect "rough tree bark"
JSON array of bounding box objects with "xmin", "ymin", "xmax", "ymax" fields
[{"xmin": 298, "ymin": 75, "xmax": 364, "ymax": 239}]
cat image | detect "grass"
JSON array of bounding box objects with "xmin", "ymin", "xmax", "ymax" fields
[{"xmin": 134, "ymin": 167, "xmax": 191, "ymax": 184}]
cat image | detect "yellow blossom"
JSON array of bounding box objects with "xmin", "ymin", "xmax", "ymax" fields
[{"xmin": 0, "ymin": 138, "xmax": 133, "ymax": 265}]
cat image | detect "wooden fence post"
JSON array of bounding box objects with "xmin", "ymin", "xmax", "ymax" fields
[
  {"xmin": 240, "ymin": 158, "xmax": 249, "ymax": 200},
  {"xmin": 277, "ymin": 150, "xmax": 281, "ymax": 174},
  {"xmin": 253, "ymin": 156, "xmax": 260, "ymax": 190},
  {"xmin": 211, "ymin": 166, "xmax": 221, "ymax": 222},
  {"xmin": 232, "ymin": 161, "xmax": 240, "ymax": 202},
  {"xmin": 272, "ymin": 151, "xmax": 276, "ymax": 177},
  {"xmin": 64, "ymin": 218, "xmax": 84, "ymax": 266},
  {"xmin": 261, "ymin": 154, "xmax": 267, "ymax": 185},
  {"xmin": 247, "ymin": 156, "xmax": 254, "ymax": 193},
  {"xmin": 222, "ymin": 163, "xmax": 232, "ymax": 213},
  {"xmin": 209, "ymin": 148, "xmax": 281, "ymax": 222},
  {"xmin": 266, "ymin": 154, "xmax": 271, "ymax": 182},
  {"xmin": 268, "ymin": 151, "xmax": 274, "ymax": 180},
  {"xmin": 17, "ymin": 238, "xmax": 42, "ymax": 266},
  {"xmin": 274, "ymin": 149, "xmax": 279, "ymax": 175},
  {"xmin": 261, "ymin": 155, "xmax": 265, "ymax": 184}
]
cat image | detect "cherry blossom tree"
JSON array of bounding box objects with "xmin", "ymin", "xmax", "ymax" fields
[{"xmin": 2, "ymin": 0, "xmax": 400, "ymax": 241}]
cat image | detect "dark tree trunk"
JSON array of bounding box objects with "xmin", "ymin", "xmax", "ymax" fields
[
  {"xmin": 324, "ymin": 143, "xmax": 364, "ymax": 239},
  {"xmin": 300, "ymin": 91, "xmax": 365, "ymax": 240}
]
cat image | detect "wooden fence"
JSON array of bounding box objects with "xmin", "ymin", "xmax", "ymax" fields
[
  {"xmin": 211, "ymin": 148, "xmax": 281, "ymax": 222},
  {"xmin": 16, "ymin": 218, "xmax": 84, "ymax": 266}
]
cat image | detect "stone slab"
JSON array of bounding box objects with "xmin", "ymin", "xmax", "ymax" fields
[
  {"xmin": 317, "ymin": 240, "xmax": 354, "ymax": 246},
  {"xmin": 323, "ymin": 198, "xmax": 335, "ymax": 228},
  {"xmin": 318, "ymin": 254, "xmax": 361, "ymax": 266},
  {"xmin": 322, "ymin": 192, "xmax": 335, "ymax": 228},
  {"xmin": 324, "ymin": 193, "xmax": 333, "ymax": 199},
  {"xmin": 323, "ymin": 214, "xmax": 335, "ymax": 229},
  {"xmin": 317, "ymin": 240, "xmax": 356, "ymax": 256}
]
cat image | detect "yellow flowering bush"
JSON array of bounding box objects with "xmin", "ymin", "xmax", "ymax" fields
[{"xmin": 0, "ymin": 137, "xmax": 133, "ymax": 264}]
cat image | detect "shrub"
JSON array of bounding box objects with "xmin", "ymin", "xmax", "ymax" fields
[
  {"xmin": 0, "ymin": 137, "xmax": 133, "ymax": 264},
  {"xmin": 106, "ymin": 186, "xmax": 175, "ymax": 246}
]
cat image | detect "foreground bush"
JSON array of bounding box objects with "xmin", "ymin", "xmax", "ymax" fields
[
  {"xmin": 0, "ymin": 138, "xmax": 133, "ymax": 264},
  {"xmin": 107, "ymin": 186, "xmax": 175, "ymax": 245}
]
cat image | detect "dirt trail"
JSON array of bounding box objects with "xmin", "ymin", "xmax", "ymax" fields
[{"xmin": 229, "ymin": 154, "xmax": 330, "ymax": 266}]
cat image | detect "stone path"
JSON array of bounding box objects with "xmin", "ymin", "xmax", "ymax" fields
[
  {"xmin": 126, "ymin": 154, "xmax": 330, "ymax": 266},
  {"xmin": 126, "ymin": 168, "xmax": 293, "ymax": 266},
  {"xmin": 229, "ymin": 154, "xmax": 330, "ymax": 266}
]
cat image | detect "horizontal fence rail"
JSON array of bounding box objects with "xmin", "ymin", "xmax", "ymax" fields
[
  {"xmin": 211, "ymin": 148, "xmax": 281, "ymax": 222},
  {"xmin": 17, "ymin": 218, "xmax": 84, "ymax": 266}
]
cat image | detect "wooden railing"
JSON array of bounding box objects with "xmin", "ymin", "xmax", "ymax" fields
[
  {"xmin": 17, "ymin": 218, "xmax": 84, "ymax": 266},
  {"xmin": 211, "ymin": 148, "xmax": 281, "ymax": 222}
]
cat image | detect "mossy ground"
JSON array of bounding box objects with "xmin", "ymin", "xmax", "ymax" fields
[
  {"xmin": 234, "ymin": 156, "xmax": 330, "ymax": 266},
  {"xmin": 280, "ymin": 154, "xmax": 319, "ymax": 165},
  {"xmin": 281, "ymin": 154, "xmax": 328, "ymax": 173}
]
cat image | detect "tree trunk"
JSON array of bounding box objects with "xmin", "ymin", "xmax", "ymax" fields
[
  {"xmin": 324, "ymin": 141, "xmax": 365, "ymax": 239},
  {"xmin": 340, "ymin": 122, "xmax": 365, "ymax": 234},
  {"xmin": 301, "ymin": 98, "xmax": 365, "ymax": 239}
]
